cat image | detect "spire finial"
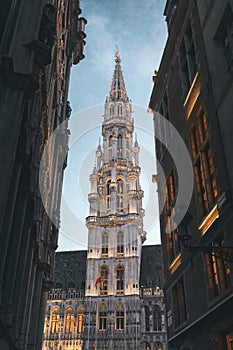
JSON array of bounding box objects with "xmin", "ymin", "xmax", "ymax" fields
[{"xmin": 115, "ymin": 45, "xmax": 121, "ymax": 63}]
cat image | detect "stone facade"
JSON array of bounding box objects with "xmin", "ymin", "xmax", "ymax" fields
[
  {"xmin": 0, "ymin": 1, "xmax": 86, "ymax": 350},
  {"xmin": 149, "ymin": 0, "xmax": 233, "ymax": 349}
]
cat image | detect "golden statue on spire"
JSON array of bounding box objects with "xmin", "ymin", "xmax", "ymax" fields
[{"xmin": 115, "ymin": 45, "xmax": 121, "ymax": 63}]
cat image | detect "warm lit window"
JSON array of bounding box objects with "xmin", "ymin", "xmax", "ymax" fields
[
  {"xmin": 179, "ymin": 20, "xmax": 198, "ymax": 97},
  {"xmin": 172, "ymin": 277, "xmax": 187, "ymax": 328},
  {"xmin": 117, "ymin": 231, "xmax": 124, "ymax": 256},
  {"xmin": 153, "ymin": 305, "xmax": 162, "ymax": 331},
  {"xmin": 115, "ymin": 303, "xmax": 124, "ymax": 330},
  {"xmin": 51, "ymin": 307, "xmax": 60, "ymax": 333},
  {"xmin": 100, "ymin": 265, "xmax": 108, "ymax": 295},
  {"xmin": 205, "ymin": 236, "xmax": 231, "ymax": 300},
  {"xmin": 77, "ymin": 306, "xmax": 84, "ymax": 333},
  {"xmin": 190, "ymin": 107, "xmax": 218, "ymax": 219},
  {"xmin": 101, "ymin": 232, "xmax": 108, "ymax": 257},
  {"xmin": 165, "ymin": 170, "xmax": 180, "ymax": 264},
  {"xmin": 116, "ymin": 265, "xmax": 124, "ymax": 294},
  {"xmin": 65, "ymin": 307, "xmax": 74, "ymax": 333},
  {"xmin": 99, "ymin": 303, "xmax": 107, "ymax": 330},
  {"xmin": 145, "ymin": 306, "xmax": 150, "ymax": 331},
  {"xmin": 43, "ymin": 314, "xmax": 48, "ymax": 334},
  {"xmin": 117, "ymin": 179, "xmax": 124, "ymax": 212}
]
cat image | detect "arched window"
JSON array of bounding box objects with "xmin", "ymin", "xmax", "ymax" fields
[
  {"xmin": 110, "ymin": 105, "xmax": 114, "ymax": 116},
  {"xmin": 99, "ymin": 303, "xmax": 107, "ymax": 330},
  {"xmin": 100, "ymin": 265, "xmax": 108, "ymax": 295},
  {"xmin": 106, "ymin": 180, "xmax": 111, "ymax": 210},
  {"xmin": 145, "ymin": 305, "xmax": 150, "ymax": 331},
  {"xmin": 116, "ymin": 265, "xmax": 124, "ymax": 294},
  {"xmin": 117, "ymin": 135, "xmax": 123, "ymax": 158},
  {"xmin": 117, "ymin": 179, "xmax": 124, "ymax": 212},
  {"xmin": 65, "ymin": 307, "xmax": 74, "ymax": 333},
  {"xmin": 51, "ymin": 307, "xmax": 60, "ymax": 333},
  {"xmin": 118, "ymin": 104, "xmax": 123, "ymax": 116},
  {"xmin": 153, "ymin": 305, "xmax": 162, "ymax": 331},
  {"xmin": 101, "ymin": 232, "xmax": 108, "ymax": 257},
  {"xmin": 77, "ymin": 306, "xmax": 84, "ymax": 333},
  {"xmin": 117, "ymin": 232, "xmax": 124, "ymax": 256},
  {"xmin": 115, "ymin": 303, "xmax": 124, "ymax": 330}
]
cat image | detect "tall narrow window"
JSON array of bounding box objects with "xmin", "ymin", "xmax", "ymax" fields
[
  {"xmin": 117, "ymin": 231, "xmax": 124, "ymax": 256},
  {"xmin": 179, "ymin": 20, "xmax": 197, "ymax": 97},
  {"xmin": 118, "ymin": 104, "xmax": 123, "ymax": 116},
  {"xmin": 100, "ymin": 265, "xmax": 108, "ymax": 295},
  {"xmin": 106, "ymin": 180, "xmax": 111, "ymax": 210},
  {"xmin": 115, "ymin": 303, "xmax": 124, "ymax": 330},
  {"xmin": 165, "ymin": 169, "xmax": 180, "ymax": 264},
  {"xmin": 117, "ymin": 179, "xmax": 124, "ymax": 212},
  {"xmin": 101, "ymin": 232, "xmax": 108, "ymax": 257},
  {"xmin": 116, "ymin": 265, "xmax": 124, "ymax": 294},
  {"xmin": 99, "ymin": 303, "xmax": 107, "ymax": 330},
  {"xmin": 51, "ymin": 307, "xmax": 60, "ymax": 333},
  {"xmin": 145, "ymin": 306, "xmax": 150, "ymax": 331},
  {"xmin": 190, "ymin": 107, "xmax": 218, "ymax": 219},
  {"xmin": 65, "ymin": 307, "xmax": 74, "ymax": 333},
  {"xmin": 172, "ymin": 277, "xmax": 187, "ymax": 328},
  {"xmin": 117, "ymin": 135, "xmax": 123, "ymax": 158},
  {"xmin": 205, "ymin": 236, "xmax": 231, "ymax": 300},
  {"xmin": 43, "ymin": 314, "xmax": 48, "ymax": 334},
  {"xmin": 110, "ymin": 105, "xmax": 114, "ymax": 116},
  {"xmin": 77, "ymin": 306, "xmax": 84, "ymax": 333},
  {"xmin": 153, "ymin": 305, "xmax": 162, "ymax": 331}
]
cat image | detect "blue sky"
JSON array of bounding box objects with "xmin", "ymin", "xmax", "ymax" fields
[{"xmin": 57, "ymin": 0, "xmax": 168, "ymax": 251}]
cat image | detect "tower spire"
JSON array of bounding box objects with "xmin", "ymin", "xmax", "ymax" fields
[{"xmin": 109, "ymin": 51, "xmax": 128, "ymax": 101}]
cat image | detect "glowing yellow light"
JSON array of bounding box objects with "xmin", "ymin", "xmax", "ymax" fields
[
  {"xmin": 169, "ymin": 253, "xmax": 182, "ymax": 274},
  {"xmin": 198, "ymin": 204, "xmax": 219, "ymax": 235}
]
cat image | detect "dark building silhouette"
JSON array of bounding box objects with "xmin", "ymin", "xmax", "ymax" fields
[
  {"xmin": 0, "ymin": 1, "xmax": 86, "ymax": 350},
  {"xmin": 149, "ymin": 0, "xmax": 233, "ymax": 349}
]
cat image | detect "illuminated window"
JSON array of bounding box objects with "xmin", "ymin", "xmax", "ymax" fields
[
  {"xmin": 77, "ymin": 307, "xmax": 84, "ymax": 333},
  {"xmin": 100, "ymin": 265, "xmax": 108, "ymax": 295},
  {"xmin": 116, "ymin": 265, "xmax": 124, "ymax": 294},
  {"xmin": 190, "ymin": 107, "xmax": 218, "ymax": 219},
  {"xmin": 205, "ymin": 236, "xmax": 231, "ymax": 300},
  {"xmin": 99, "ymin": 303, "xmax": 107, "ymax": 330},
  {"xmin": 117, "ymin": 179, "xmax": 124, "ymax": 212},
  {"xmin": 153, "ymin": 305, "xmax": 162, "ymax": 331},
  {"xmin": 43, "ymin": 314, "xmax": 48, "ymax": 334},
  {"xmin": 145, "ymin": 306, "xmax": 150, "ymax": 331},
  {"xmin": 51, "ymin": 307, "xmax": 60, "ymax": 333},
  {"xmin": 117, "ymin": 232, "xmax": 124, "ymax": 256},
  {"xmin": 65, "ymin": 307, "xmax": 74, "ymax": 333},
  {"xmin": 179, "ymin": 20, "xmax": 198, "ymax": 97},
  {"xmin": 115, "ymin": 303, "xmax": 124, "ymax": 330},
  {"xmin": 101, "ymin": 232, "xmax": 108, "ymax": 257},
  {"xmin": 172, "ymin": 277, "xmax": 187, "ymax": 328},
  {"xmin": 165, "ymin": 169, "xmax": 180, "ymax": 264}
]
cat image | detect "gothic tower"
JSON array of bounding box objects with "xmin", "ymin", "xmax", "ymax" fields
[{"xmin": 84, "ymin": 52, "xmax": 146, "ymax": 350}]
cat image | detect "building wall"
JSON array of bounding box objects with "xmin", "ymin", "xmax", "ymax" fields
[
  {"xmin": 0, "ymin": 1, "xmax": 86, "ymax": 350},
  {"xmin": 149, "ymin": 0, "xmax": 233, "ymax": 349}
]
